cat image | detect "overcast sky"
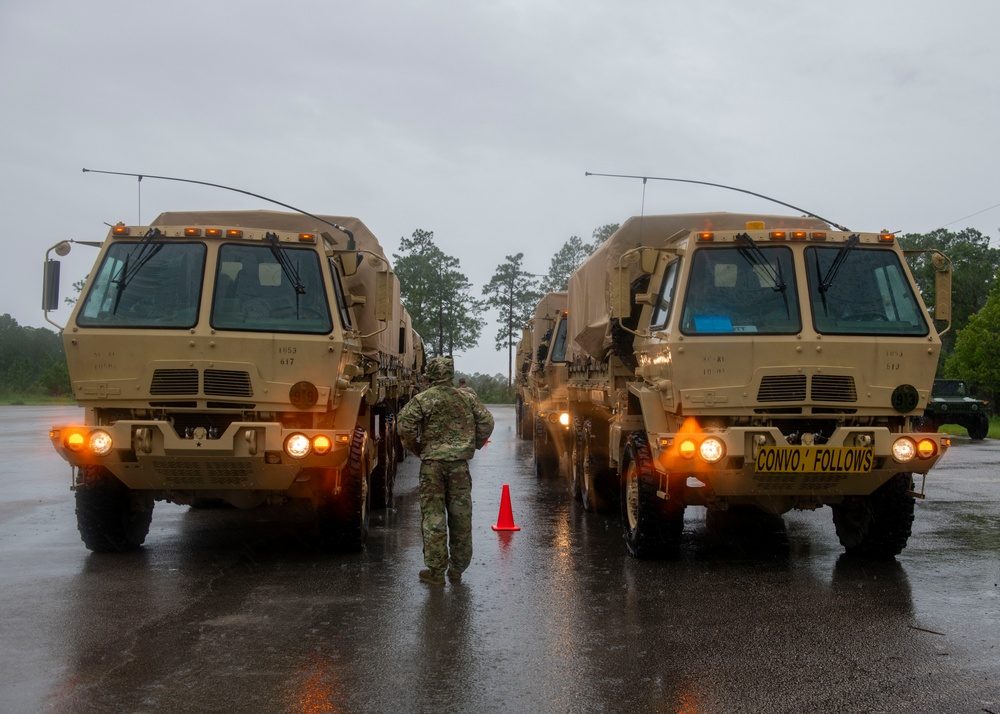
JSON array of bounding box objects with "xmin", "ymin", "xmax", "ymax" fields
[{"xmin": 2, "ymin": 0, "xmax": 998, "ymax": 377}]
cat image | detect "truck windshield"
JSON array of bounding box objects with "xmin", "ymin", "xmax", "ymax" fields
[
  {"xmin": 806, "ymin": 246, "xmax": 929, "ymax": 336},
  {"xmin": 212, "ymin": 244, "xmax": 333, "ymax": 334},
  {"xmin": 77, "ymin": 242, "xmax": 205, "ymax": 328},
  {"xmin": 680, "ymin": 246, "xmax": 800, "ymax": 335},
  {"xmin": 550, "ymin": 318, "xmax": 569, "ymax": 362}
]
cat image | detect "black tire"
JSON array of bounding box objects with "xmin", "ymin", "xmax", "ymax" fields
[
  {"xmin": 316, "ymin": 426, "xmax": 370, "ymax": 551},
  {"xmin": 569, "ymin": 419, "xmax": 584, "ymax": 501},
  {"xmin": 832, "ymin": 473, "xmax": 915, "ymax": 558},
  {"xmin": 370, "ymin": 413, "xmax": 397, "ymax": 509},
  {"xmin": 581, "ymin": 421, "xmax": 614, "ymax": 514},
  {"xmin": 968, "ymin": 414, "xmax": 990, "ymax": 441},
  {"xmin": 621, "ymin": 433, "xmax": 684, "ymax": 558},
  {"xmin": 518, "ymin": 403, "xmax": 534, "ymax": 441},
  {"xmin": 534, "ymin": 416, "xmax": 559, "ymax": 478},
  {"xmin": 75, "ymin": 466, "xmax": 154, "ymax": 552}
]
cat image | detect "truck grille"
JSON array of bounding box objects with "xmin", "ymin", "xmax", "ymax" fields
[
  {"xmin": 757, "ymin": 374, "xmax": 857, "ymax": 404},
  {"xmin": 154, "ymin": 459, "xmax": 253, "ymax": 487},
  {"xmin": 204, "ymin": 369, "xmax": 253, "ymax": 398},
  {"xmin": 757, "ymin": 375, "xmax": 806, "ymax": 402},
  {"xmin": 810, "ymin": 375, "xmax": 857, "ymax": 402},
  {"xmin": 149, "ymin": 368, "xmax": 253, "ymax": 398},
  {"xmin": 150, "ymin": 369, "xmax": 199, "ymax": 395}
]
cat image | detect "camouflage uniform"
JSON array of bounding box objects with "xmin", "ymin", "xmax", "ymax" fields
[{"xmin": 397, "ymin": 356, "xmax": 494, "ymax": 583}]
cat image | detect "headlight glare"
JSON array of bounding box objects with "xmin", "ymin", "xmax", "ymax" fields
[
  {"xmin": 89, "ymin": 430, "xmax": 113, "ymax": 456},
  {"xmin": 285, "ymin": 433, "xmax": 312, "ymax": 459},
  {"xmin": 891, "ymin": 437, "xmax": 916, "ymax": 463},
  {"xmin": 699, "ymin": 437, "xmax": 725, "ymax": 463}
]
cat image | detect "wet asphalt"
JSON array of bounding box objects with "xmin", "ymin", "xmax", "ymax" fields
[{"xmin": 1, "ymin": 404, "xmax": 998, "ymax": 713}]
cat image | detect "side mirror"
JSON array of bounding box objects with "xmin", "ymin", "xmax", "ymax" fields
[
  {"xmin": 42, "ymin": 241, "xmax": 72, "ymax": 312},
  {"xmin": 42, "ymin": 260, "xmax": 61, "ymax": 311},
  {"xmin": 341, "ymin": 253, "xmax": 361, "ymax": 277}
]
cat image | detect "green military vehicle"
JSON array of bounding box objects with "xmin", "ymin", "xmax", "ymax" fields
[
  {"xmin": 917, "ymin": 379, "xmax": 991, "ymax": 441},
  {"xmin": 42, "ymin": 210, "xmax": 421, "ymax": 552}
]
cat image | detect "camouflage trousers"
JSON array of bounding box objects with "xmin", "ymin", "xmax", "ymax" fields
[{"xmin": 418, "ymin": 459, "xmax": 473, "ymax": 576}]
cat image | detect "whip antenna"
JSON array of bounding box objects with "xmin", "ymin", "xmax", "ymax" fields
[
  {"xmin": 585, "ymin": 171, "xmax": 849, "ymax": 231},
  {"xmin": 82, "ymin": 168, "xmax": 356, "ymax": 240}
]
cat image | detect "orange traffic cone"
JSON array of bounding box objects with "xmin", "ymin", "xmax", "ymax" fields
[{"xmin": 491, "ymin": 483, "xmax": 521, "ymax": 532}]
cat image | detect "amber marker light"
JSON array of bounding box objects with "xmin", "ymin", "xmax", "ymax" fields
[
  {"xmin": 916, "ymin": 438, "xmax": 937, "ymax": 459},
  {"xmin": 745, "ymin": 221, "xmax": 765, "ymax": 230},
  {"xmin": 226, "ymin": 229, "xmax": 244, "ymax": 239},
  {"xmin": 184, "ymin": 228, "xmax": 202, "ymax": 237},
  {"xmin": 769, "ymin": 231, "xmax": 787, "ymax": 240},
  {"xmin": 336, "ymin": 434, "xmax": 350, "ymax": 444},
  {"xmin": 112, "ymin": 224, "xmax": 130, "ymax": 236},
  {"xmin": 66, "ymin": 432, "xmax": 85, "ymax": 451},
  {"xmin": 205, "ymin": 228, "xmax": 222, "ymax": 237},
  {"xmin": 696, "ymin": 232, "xmax": 714, "ymax": 241},
  {"xmin": 810, "ymin": 232, "xmax": 827, "ymax": 241},
  {"xmin": 791, "ymin": 231, "xmax": 808, "ymax": 240},
  {"xmin": 879, "ymin": 231, "xmax": 895, "ymax": 243},
  {"xmin": 679, "ymin": 439, "xmax": 697, "ymax": 459},
  {"xmin": 298, "ymin": 233, "xmax": 317, "ymax": 243},
  {"xmin": 312, "ymin": 434, "xmax": 332, "ymax": 455}
]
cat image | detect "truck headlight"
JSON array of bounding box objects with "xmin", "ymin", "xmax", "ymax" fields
[
  {"xmin": 558, "ymin": 412, "xmax": 570, "ymax": 427},
  {"xmin": 699, "ymin": 437, "xmax": 726, "ymax": 464},
  {"xmin": 284, "ymin": 433, "xmax": 312, "ymax": 459},
  {"xmin": 89, "ymin": 430, "xmax": 113, "ymax": 456},
  {"xmin": 891, "ymin": 437, "xmax": 916, "ymax": 463}
]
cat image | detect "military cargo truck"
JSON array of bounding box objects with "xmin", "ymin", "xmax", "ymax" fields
[
  {"xmin": 42, "ymin": 210, "xmax": 418, "ymax": 552},
  {"xmin": 917, "ymin": 378, "xmax": 991, "ymax": 441},
  {"xmin": 526, "ymin": 292, "xmax": 571, "ymax": 478},
  {"xmin": 564, "ymin": 212, "xmax": 951, "ymax": 558}
]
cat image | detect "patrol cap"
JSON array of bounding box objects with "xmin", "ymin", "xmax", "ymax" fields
[{"xmin": 425, "ymin": 356, "xmax": 455, "ymax": 384}]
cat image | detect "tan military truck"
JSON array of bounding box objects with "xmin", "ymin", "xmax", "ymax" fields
[
  {"xmin": 42, "ymin": 209, "xmax": 418, "ymax": 552},
  {"xmin": 526, "ymin": 292, "xmax": 571, "ymax": 478},
  {"xmin": 564, "ymin": 212, "xmax": 951, "ymax": 558}
]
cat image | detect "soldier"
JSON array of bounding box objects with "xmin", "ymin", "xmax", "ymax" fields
[
  {"xmin": 397, "ymin": 356, "xmax": 494, "ymax": 585},
  {"xmin": 457, "ymin": 377, "xmax": 476, "ymax": 395}
]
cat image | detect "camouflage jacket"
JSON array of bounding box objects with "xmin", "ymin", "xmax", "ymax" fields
[{"xmin": 397, "ymin": 385, "xmax": 495, "ymax": 461}]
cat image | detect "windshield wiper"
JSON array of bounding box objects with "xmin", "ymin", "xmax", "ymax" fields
[
  {"xmin": 819, "ymin": 234, "xmax": 859, "ymax": 293},
  {"xmin": 266, "ymin": 232, "xmax": 306, "ymax": 317},
  {"xmin": 112, "ymin": 228, "xmax": 163, "ymax": 314},
  {"xmin": 735, "ymin": 233, "xmax": 785, "ymax": 292}
]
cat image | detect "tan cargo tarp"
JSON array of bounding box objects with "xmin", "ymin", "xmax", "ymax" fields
[
  {"xmin": 567, "ymin": 212, "xmax": 830, "ymax": 361},
  {"xmin": 151, "ymin": 210, "xmax": 406, "ymax": 359}
]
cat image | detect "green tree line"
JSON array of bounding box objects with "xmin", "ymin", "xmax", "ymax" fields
[{"xmin": 0, "ymin": 314, "xmax": 71, "ymax": 401}]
